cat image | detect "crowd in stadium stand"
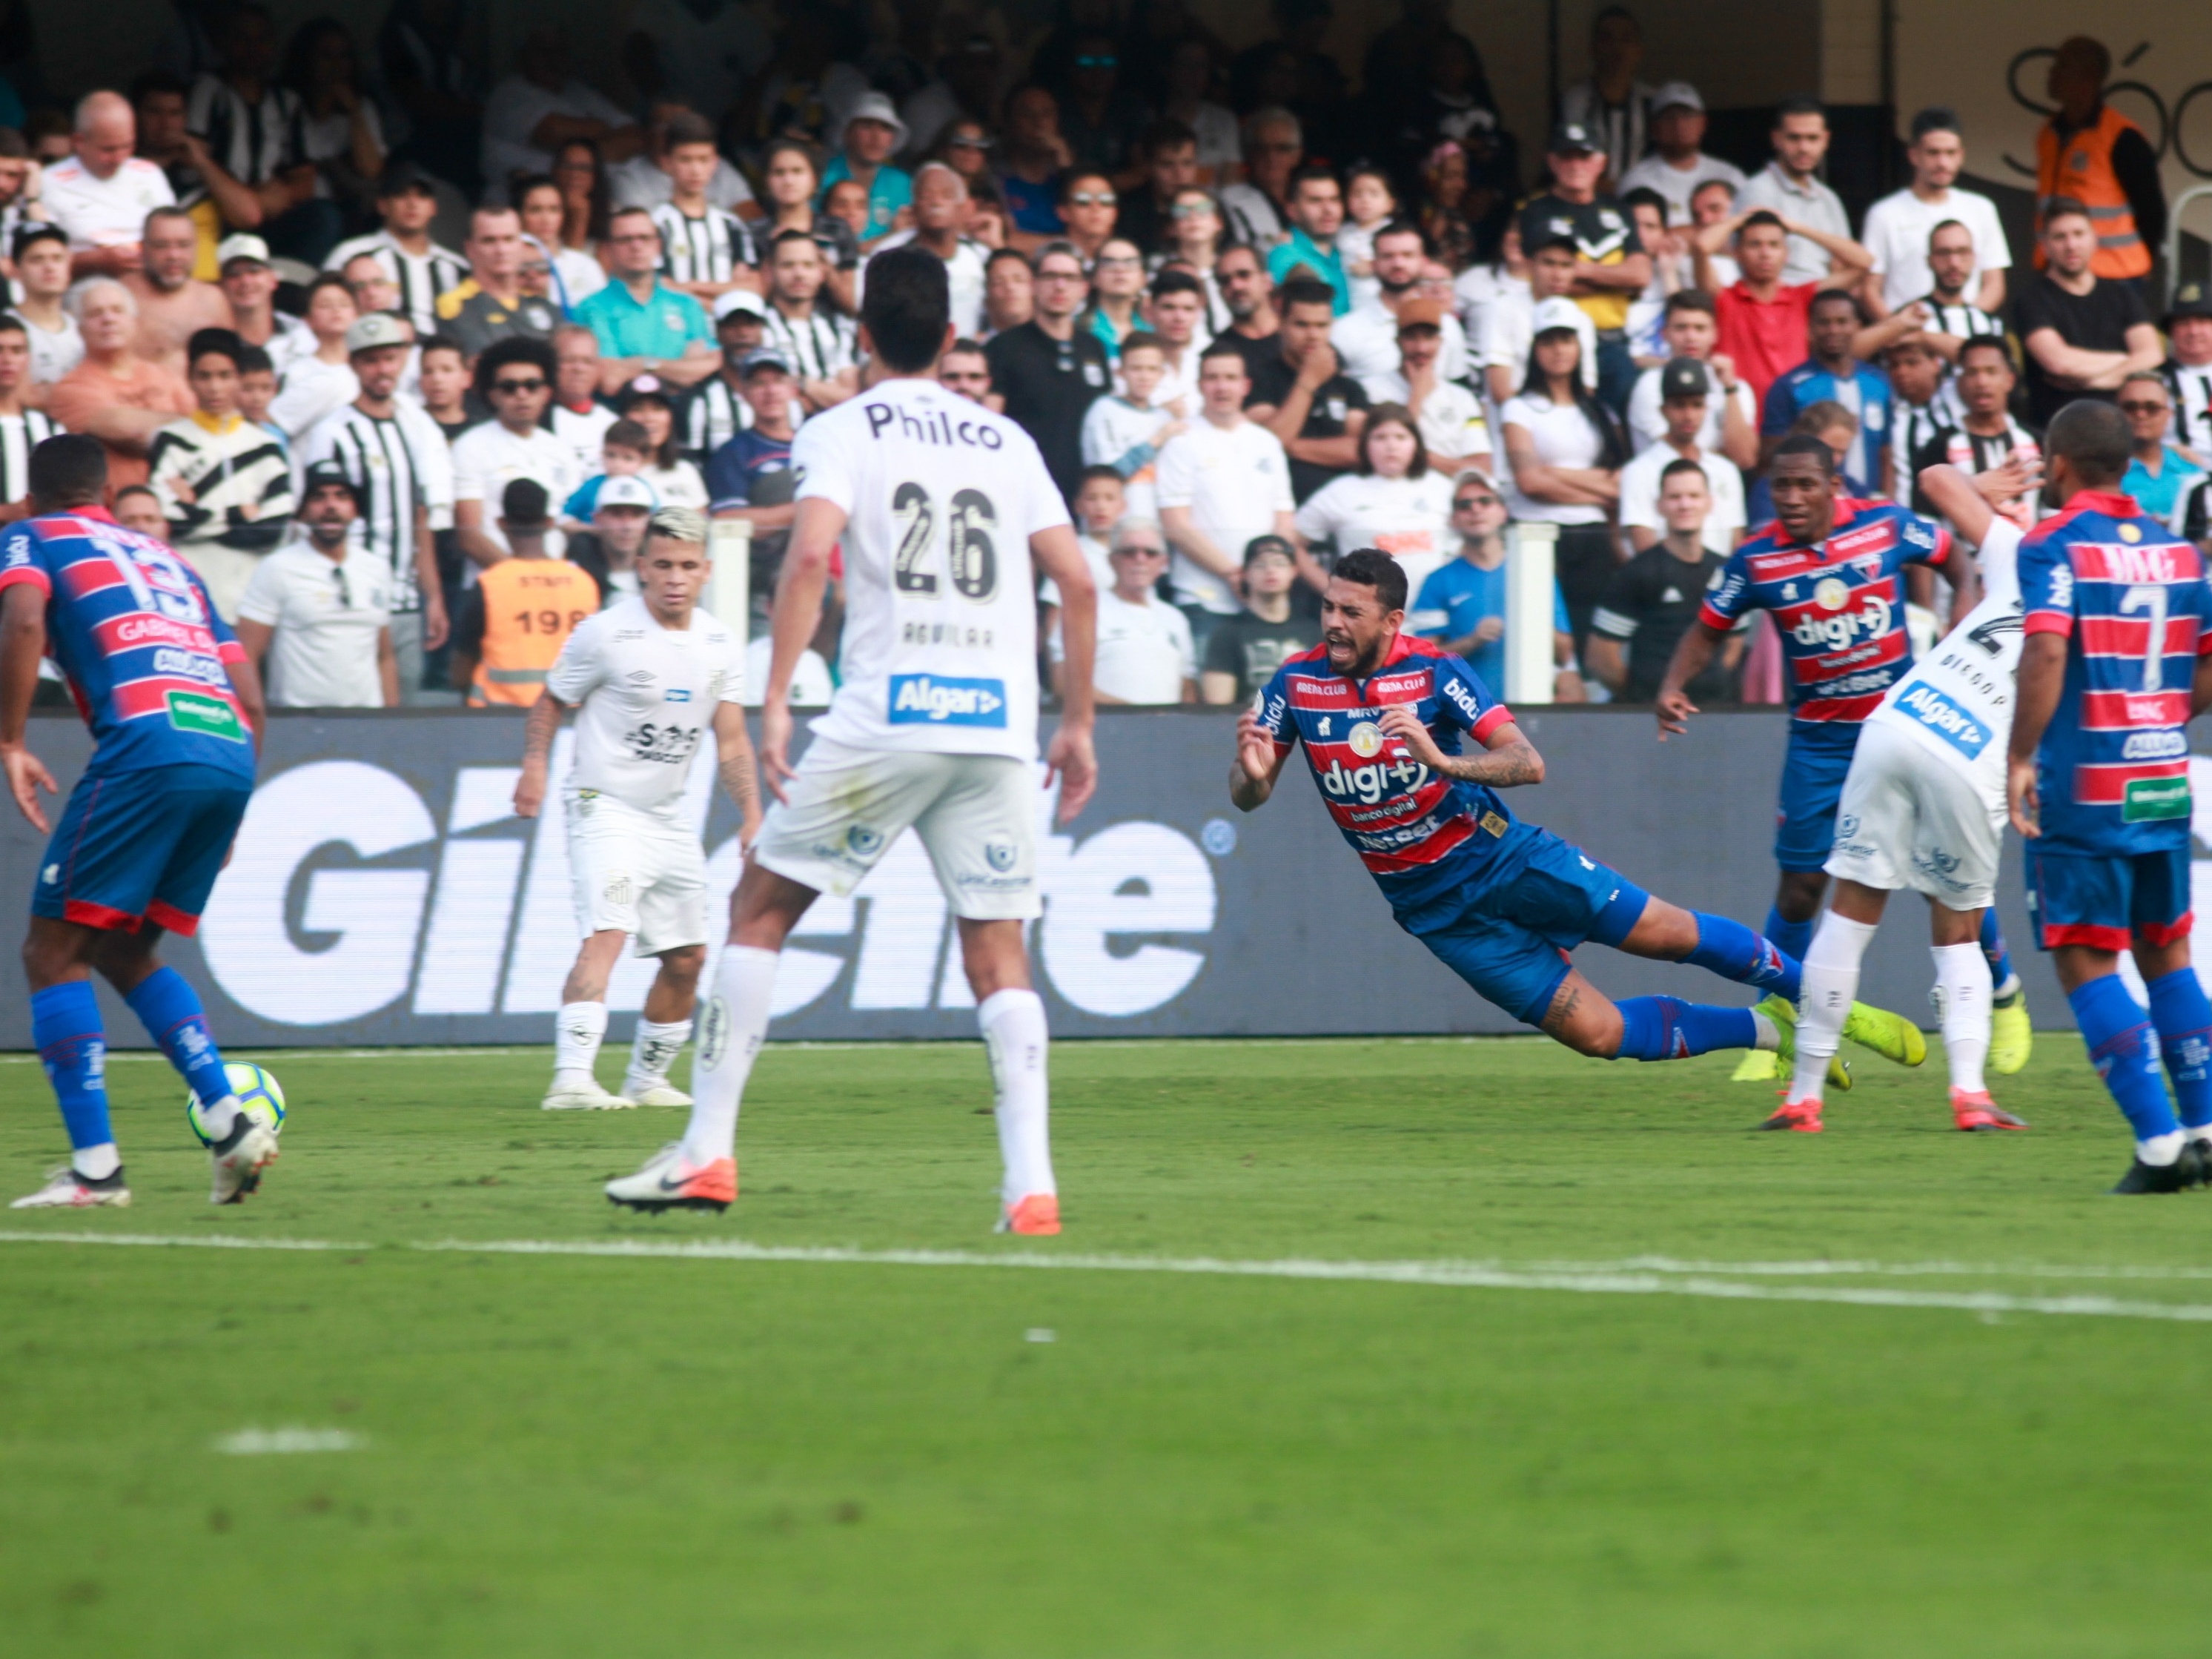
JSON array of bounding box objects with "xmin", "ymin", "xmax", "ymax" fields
[{"xmin": 0, "ymin": 3, "xmax": 2195, "ymax": 711}]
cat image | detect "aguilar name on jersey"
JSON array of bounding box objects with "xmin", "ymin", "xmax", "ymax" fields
[
  {"xmin": 792, "ymin": 377, "xmax": 1070, "ymax": 762},
  {"xmin": 1700, "ymin": 499, "xmax": 1953, "ymax": 725},
  {"xmin": 0, "ymin": 506, "xmax": 254, "ymax": 780},
  {"xmin": 546, "ymin": 594, "xmax": 746, "ymax": 816},
  {"xmin": 1864, "ymin": 515, "xmax": 2023, "ymax": 801},
  {"xmin": 1257, "ymin": 633, "xmax": 1520, "ymax": 914},
  {"xmin": 2019, "ymin": 490, "xmax": 2212, "ymax": 855}
]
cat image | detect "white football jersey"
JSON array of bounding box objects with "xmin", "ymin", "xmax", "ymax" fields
[
  {"xmin": 794, "ymin": 376, "xmax": 1070, "ymax": 760},
  {"xmin": 546, "ymin": 595, "xmax": 746, "ymax": 816},
  {"xmin": 1866, "ymin": 516, "xmax": 2022, "ymax": 801}
]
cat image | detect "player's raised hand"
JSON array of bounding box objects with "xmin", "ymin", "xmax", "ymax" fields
[
  {"xmin": 1234, "ymin": 709, "xmax": 1277, "ymax": 781},
  {"xmin": 1377, "ymin": 703, "xmax": 1445, "ymax": 769},
  {"xmin": 1654, "ymin": 687, "xmax": 1698, "ymax": 739},
  {"xmin": 1044, "ymin": 721, "xmax": 1097, "ymax": 824},
  {"xmin": 1, "ymin": 741, "xmax": 57, "ymax": 832},
  {"xmin": 759, "ymin": 696, "xmax": 796, "ymax": 803},
  {"xmin": 2007, "ymin": 753, "xmax": 2040, "ymax": 839}
]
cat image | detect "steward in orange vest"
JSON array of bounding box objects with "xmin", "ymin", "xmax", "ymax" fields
[
  {"xmin": 2035, "ymin": 36, "xmax": 2165, "ymax": 282},
  {"xmin": 448, "ymin": 480, "xmax": 603, "ymax": 706}
]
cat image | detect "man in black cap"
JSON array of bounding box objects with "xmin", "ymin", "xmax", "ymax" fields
[
  {"xmin": 1518, "ymin": 119, "xmax": 1649, "ymax": 413},
  {"xmin": 1615, "ymin": 357, "xmax": 1745, "ymax": 555},
  {"xmin": 2163, "ymin": 281, "xmax": 2212, "ymax": 460}
]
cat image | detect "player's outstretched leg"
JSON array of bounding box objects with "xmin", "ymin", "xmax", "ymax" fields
[
  {"xmin": 547, "ymin": 932, "xmax": 635, "ymax": 1110},
  {"xmin": 1981, "ymin": 910, "xmax": 2033, "ymax": 1076},
  {"xmin": 1538, "ymin": 970, "xmax": 1779, "ymax": 1066},
  {"xmin": 113, "ymin": 949, "xmax": 279, "ymax": 1202},
  {"xmin": 2144, "ymin": 965, "xmax": 2212, "ymax": 1164},
  {"xmin": 620, "ymin": 947, "xmax": 705, "ymax": 1107}
]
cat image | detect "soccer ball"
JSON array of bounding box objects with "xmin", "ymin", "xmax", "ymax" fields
[{"xmin": 185, "ymin": 1062, "xmax": 288, "ymax": 1148}]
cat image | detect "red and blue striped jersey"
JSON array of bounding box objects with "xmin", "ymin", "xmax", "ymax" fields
[
  {"xmin": 1256, "ymin": 632, "xmax": 1519, "ymax": 912},
  {"xmin": 1699, "ymin": 499, "xmax": 1952, "ymax": 727},
  {"xmin": 2017, "ymin": 489, "xmax": 2211, "ymax": 855},
  {"xmin": 0, "ymin": 506, "xmax": 254, "ymax": 780}
]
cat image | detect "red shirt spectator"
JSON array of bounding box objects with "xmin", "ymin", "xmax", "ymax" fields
[
  {"xmin": 1695, "ymin": 205, "xmax": 1871, "ymax": 408},
  {"xmin": 1713, "ymin": 277, "xmax": 1820, "ymax": 408}
]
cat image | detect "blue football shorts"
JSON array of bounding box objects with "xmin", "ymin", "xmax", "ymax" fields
[
  {"xmin": 1775, "ymin": 723, "xmax": 1862, "ymax": 872},
  {"xmin": 31, "ymin": 763, "xmax": 254, "ymax": 936},
  {"xmin": 2025, "ymin": 845, "xmax": 2193, "ymax": 953},
  {"xmin": 1397, "ymin": 822, "xmax": 1629, "ymax": 1026}
]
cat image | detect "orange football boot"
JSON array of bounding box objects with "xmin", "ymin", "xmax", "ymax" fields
[
  {"xmin": 1001, "ymin": 1193, "xmax": 1061, "ymax": 1235},
  {"xmin": 1950, "ymin": 1089, "xmax": 2028, "ymax": 1132}
]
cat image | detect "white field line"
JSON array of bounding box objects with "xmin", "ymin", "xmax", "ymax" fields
[
  {"xmin": 7, "ymin": 1228, "xmax": 2212, "ymax": 1322},
  {"xmin": 0, "ymin": 1035, "xmax": 1574, "ymax": 1063},
  {"xmin": 216, "ymin": 1427, "xmax": 363, "ymax": 1454}
]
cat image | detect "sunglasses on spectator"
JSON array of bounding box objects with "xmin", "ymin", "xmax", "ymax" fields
[
  {"xmin": 1038, "ymin": 268, "xmax": 1087, "ymax": 282},
  {"xmin": 1076, "ymin": 54, "xmax": 1117, "ymax": 68},
  {"xmin": 1454, "ymin": 494, "xmax": 1500, "ymax": 511},
  {"xmin": 608, "ymin": 231, "xmax": 658, "ymax": 244},
  {"xmin": 947, "ymin": 135, "xmax": 991, "ymax": 150},
  {"xmin": 1116, "ymin": 544, "xmax": 1166, "ymax": 557},
  {"xmin": 1171, "ymin": 202, "xmax": 1216, "ymax": 218},
  {"xmin": 494, "ymin": 377, "xmax": 546, "ymax": 394},
  {"xmin": 2119, "ymin": 398, "xmax": 2169, "ymax": 414},
  {"xmin": 1065, "ymin": 190, "xmax": 1117, "ymax": 207},
  {"xmin": 1095, "ymin": 253, "xmax": 1142, "ymax": 268}
]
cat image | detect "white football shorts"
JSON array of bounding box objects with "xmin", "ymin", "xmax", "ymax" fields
[
  {"xmin": 1824, "ymin": 721, "xmax": 2004, "ymax": 910},
  {"xmin": 751, "ymin": 740, "xmax": 1040, "ymax": 920},
  {"xmin": 565, "ymin": 790, "xmax": 710, "ymax": 956}
]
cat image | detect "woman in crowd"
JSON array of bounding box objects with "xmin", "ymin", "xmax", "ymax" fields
[
  {"xmin": 933, "ymin": 118, "xmax": 994, "ymax": 186},
  {"xmin": 1153, "ymin": 186, "xmax": 1231, "ymax": 334},
  {"xmin": 759, "ymin": 138, "xmax": 858, "ymax": 314},
  {"xmin": 517, "ymin": 173, "xmax": 605, "ymax": 310},
  {"xmin": 268, "ymin": 272, "xmax": 361, "ymax": 438},
  {"xmin": 617, "ymin": 385, "xmax": 708, "ymax": 509},
  {"xmin": 1500, "ymin": 310, "xmax": 1624, "ymax": 651},
  {"xmin": 551, "ymin": 138, "xmax": 610, "ymax": 266},
  {"xmin": 1084, "ymin": 236, "xmax": 1147, "ymax": 361},
  {"xmin": 1291, "ymin": 404, "xmax": 1457, "ymax": 602},
  {"xmin": 283, "ymin": 16, "xmax": 387, "ymax": 230},
  {"xmin": 1417, "ymin": 140, "xmax": 1479, "ymax": 272}
]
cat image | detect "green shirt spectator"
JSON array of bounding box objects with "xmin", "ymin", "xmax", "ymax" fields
[{"xmin": 574, "ymin": 273, "xmax": 713, "ymax": 363}]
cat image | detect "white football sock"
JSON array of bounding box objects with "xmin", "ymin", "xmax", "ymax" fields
[
  {"xmin": 679, "ymin": 947, "xmax": 778, "ymax": 1168},
  {"xmin": 73, "ymin": 1142, "xmax": 119, "ymax": 1180},
  {"xmin": 2139, "ymin": 1129, "xmax": 2186, "ymax": 1167},
  {"xmin": 1930, "ymin": 941, "xmax": 1992, "ymax": 1096},
  {"xmin": 554, "ymin": 1001, "xmax": 607, "ymax": 1087},
  {"xmin": 980, "ymin": 988, "xmax": 1055, "ymax": 1204},
  {"xmin": 197, "ymin": 1093, "xmax": 241, "ymax": 1142},
  {"xmin": 1789, "ymin": 913, "xmax": 1878, "ymax": 1103},
  {"xmin": 626, "ymin": 1018, "xmax": 692, "ymax": 1088}
]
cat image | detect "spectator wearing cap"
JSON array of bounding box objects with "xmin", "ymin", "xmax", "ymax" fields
[
  {"xmin": 449, "ymin": 477, "xmax": 598, "ymax": 703},
  {"xmin": 299, "ymin": 308, "xmax": 455, "ymax": 701},
  {"xmin": 451, "ymin": 337, "xmax": 580, "ymax": 567},
  {"xmin": 2164, "ymin": 283, "xmax": 2212, "ymax": 459},
  {"xmin": 1157, "ymin": 342, "xmax": 1297, "ymax": 651},
  {"xmin": 47, "ymin": 278, "xmax": 192, "ymax": 491},
  {"xmin": 1247, "ymin": 276, "xmax": 1371, "ymax": 504},
  {"xmin": 1735, "ymin": 97, "xmax": 1854, "ymax": 289},
  {"xmin": 1557, "ymin": 6, "xmax": 1654, "ymax": 185},
  {"xmin": 563, "ymin": 471, "xmax": 658, "ymax": 602},
  {"xmin": 434, "ymin": 205, "xmax": 560, "ymax": 364},
  {"xmin": 1617, "ymin": 357, "xmax": 1746, "ymax": 557},
  {"xmin": 548, "ymin": 322, "xmax": 615, "ymax": 474},
  {"xmin": 1500, "ymin": 295, "xmax": 1626, "ymax": 651},
  {"xmin": 234, "ymin": 459, "xmax": 397, "ymax": 708},
  {"xmin": 1693, "ymin": 205, "xmax": 1871, "ymax": 411},
  {"xmin": 123, "ymin": 205, "xmax": 233, "ymax": 378},
  {"xmin": 147, "ymin": 325, "xmax": 295, "ymax": 619},
  {"xmin": 572, "ymin": 205, "xmax": 718, "ymax": 394},
  {"xmin": 1483, "ymin": 245, "xmax": 1591, "ymax": 406},
  {"xmin": 8, "ymin": 225, "xmax": 84, "ymax": 387},
  {"xmin": 1519, "ymin": 120, "xmax": 1652, "ymax": 412},
  {"xmin": 1198, "ymin": 533, "xmax": 1318, "ymax": 705},
  {"xmin": 821, "ymin": 92, "xmax": 913, "ymax": 245},
  {"xmin": 2014, "ymin": 197, "xmax": 2162, "ymax": 428},
  {"xmin": 758, "ymin": 227, "xmax": 860, "ymax": 413},
  {"xmin": 1052, "ymin": 515, "xmax": 1195, "ymax": 706},
  {"xmin": 862, "ymin": 162, "xmax": 989, "ymax": 339},
  {"xmin": 683, "ymin": 291, "xmax": 769, "ymax": 459},
  {"xmin": 1366, "ymin": 298, "xmax": 1491, "ymax": 477},
  {"xmin": 1588, "ymin": 457, "xmax": 1743, "ymax": 705},
  {"xmin": 267, "ymin": 273, "xmax": 361, "ymax": 440},
  {"xmin": 705, "ymin": 348, "xmax": 797, "ymax": 537},
  {"xmin": 1618, "ymin": 85, "xmax": 1745, "ymax": 226},
  {"xmin": 1408, "ymin": 468, "xmax": 1581, "ymax": 699},
  {"xmin": 1332, "ymin": 221, "xmax": 1471, "ymax": 397},
  {"xmin": 1764, "ymin": 290, "xmax": 1894, "ymax": 496},
  {"xmin": 985, "ymin": 241, "xmax": 1109, "ymax": 501},
  {"xmin": 2034, "ymin": 36, "xmax": 2162, "ymax": 288},
  {"xmin": 213, "ymin": 234, "xmax": 309, "ymax": 374},
  {"xmin": 323, "ymin": 162, "xmax": 469, "ymax": 340},
  {"xmin": 1266, "ymin": 165, "xmax": 1350, "ymax": 317},
  {"xmin": 44, "ymin": 90, "xmax": 175, "ymax": 279},
  {"xmin": 1858, "ymin": 110, "xmax": 2010, "ymax": 322}
]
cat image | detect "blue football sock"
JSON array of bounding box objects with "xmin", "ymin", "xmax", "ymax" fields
[
  {"xmin": 2068, "ymin": 974, "xmax": 2178, "ymax": 1144},
  {"xmin": 123, "ymin": 966, "xmax": 231, "ymax": 1108},
  {"xmin": 1765, "ymin": 906, "xmax": 1814, "ymax": 967},
  {"xmin": 31, "ymin": 981, "xmax": 111, "ymax": 1155},
  {"xmin": 1615, "ymin": 995, "xmax": 1760, "ymax": 1061},
  {"xmin": 1685, "ymin": 912, "xmax": 1800, "ymax": 1001},
  {"xmin": 2145, "ymin": 967, "xmax": 2212, "ymax": 1132},
  {"xmin": 1979, "ymin": 910, "xmax": 2019, "ymax": 992}
]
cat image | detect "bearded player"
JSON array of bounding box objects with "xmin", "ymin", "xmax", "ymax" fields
[
  {"xmin": 0, "ymin": 434, "xmax": 277, "ymax": 1208},
  {"xmin": 605, "ymin": 246, "xmax": 1098, "ymax": 1233},
  {"xmin": 1228, "ymin": 547, "xmax": 1918, "ymax": 1070}
]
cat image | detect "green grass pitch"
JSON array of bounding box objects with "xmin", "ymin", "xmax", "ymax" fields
[{"xmin": 7, "ymin": 1034, "xmax": 2212, "ymax": 1657}]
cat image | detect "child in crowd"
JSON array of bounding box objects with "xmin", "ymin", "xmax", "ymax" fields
[
  {"xmin": 236, "ymin": 345, "xmax": 285, "ymax": 457},
  {"xmin": 415, "ymin": 337, "xmax": 473, "ymax": 444},
  {"xmin": 1340, "ymin": 168, "xmax": 1397, "ymax": 311},
  {"xmin": 826, "ymin": 179, "xmax": 873, "ymax": 246},
  {"xmin": 562, "ymin": 420, "xmax": 657, "ymax": 523},
  {"xmin": 1080, "ymin": 333, "xmax": 1184, "ymax": 520},
  {"xmin": 1039, "ymin": 465, "xmax": 1125, "ymax": 646}
]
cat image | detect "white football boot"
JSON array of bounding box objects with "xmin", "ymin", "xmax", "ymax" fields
[
  {"xmin": 620, "ymin": 1076, "xmax": 692, "ymax": 1107},
  {"xmin": 209, "ymin": 1115, "xmax": 280, "ymax": 1205},
  {"xmin": 541, "ymin": 1075, "xmax": 634, "ymax": 1110},
  {"xmin": 604, "ymin": 1142, "xmax": 735, "ymax": 1212},
  {"xmin": 11, "ymin": 1165, "xmax": 130, "ymax": 1208}
]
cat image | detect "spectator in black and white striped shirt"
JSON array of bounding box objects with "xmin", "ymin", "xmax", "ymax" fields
[
  {"xmin": 186, "ymin": 3, "xmax": 343, "ymax": 265},
  {"xmin": 761, "ymin": 229, "xmax": 857, "ymax": 413},
  {"xmin": 0, "ymin": 314, "xmax": 58, "ymax": 517},
  {"xmin": 146, "ymin": 326, "xmax": 296, "ymax": 619},
  {"xmin": 681, "ymin": 294, "xmax": 767, "ymax": 461},
  {"xmin": 649, "ymin": 113, "xmax": 758, "ymax": 313},
  {"xmin": 2162, "ymin": 283, "xmax": 2212, "ymax": 462},
  {"xmin": 323, "ymin": 162, "xmax": 469, "ymax": 339},
  {"xmin": 298, "ymin": 311, "xmax": 457, "ymax": 703}
]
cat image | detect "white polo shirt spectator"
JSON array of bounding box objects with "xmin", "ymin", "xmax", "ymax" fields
[
  {"xmin": 1155, "ymin": 408, "xmax": 1295, "ymax": 617},
  {"xmin": 236, "ymin": 536, "xmax": 395, "ymax": 707},
  {"xmin": 1054, "ymin": 523, "xmax": 1197, "ymax": 705},
  {"xmin": 1861, "ymin": 186, "xmax": 2011, "ymax": 315},
  {"xmin": 1619, "ymin": 443, "xmax": 1744, "ymax": 554},
  {"xmin": 44, "ymin": 154, "xmax": 174, "ymax": 254},
  {"xmin": 451, "ymin": 418, "xmax": 581, "ymax": 557}
]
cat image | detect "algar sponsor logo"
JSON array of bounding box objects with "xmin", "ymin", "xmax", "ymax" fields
[
  {"xmin": 888, "ymin": 673, "xmax": 1008, "ymax": 726},
  {"xmin": 1897, "ymin": 682, "xmax": 1988, "ymax": 756}
]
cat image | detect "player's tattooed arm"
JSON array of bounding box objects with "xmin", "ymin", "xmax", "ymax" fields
[
  {"xmin": 513, "ymin": 690, "xmax": 566, "ymax": 819},
  {"xmin": 1377, "ymin": 704, "xmax": 1545, "ymax": 788},
  {"xmin": 713, "ymin": 701, "xmax": 764, "ymax": 845}
]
